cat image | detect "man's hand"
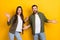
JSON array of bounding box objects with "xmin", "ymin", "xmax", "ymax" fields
[
  {"xmin": 23, "ymin": 26, "xmax": 28, "ymax": 30},
  {"xmin": 23, "ymin": 25, "xmax": 30, "ymax": 30},
  {"xmin": 51, "ymin": 20, "xmax": 57, "ymax": 24},
  {"xmin": 48, "ymin": 20, "xmax": 57, "ymax": 24}
]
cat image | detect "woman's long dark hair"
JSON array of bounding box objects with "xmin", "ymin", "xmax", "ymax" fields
[{"xmin": 13, "ymin": 6, "xmax": 25, "ymax": 24}]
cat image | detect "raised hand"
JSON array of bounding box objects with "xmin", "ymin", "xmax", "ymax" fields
[
  {"xmin": 5, "ymin": 13, "xmax": 10, "ymax": 18},
  {"xmin": 5, "ymin": 13, "xmax": 10, "ymax": 22}
]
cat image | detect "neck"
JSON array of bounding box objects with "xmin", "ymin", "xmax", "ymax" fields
[
  {"xmin": 18, "ymin": 13, "xmax": 21, "ymax": 15},
  {"xmin": 36, "ymin": 12, "xmax": 38, "ymax": 14},
  {"xmin": 17, "ymin": 14, "xmax": 20, "ymax": 16}
]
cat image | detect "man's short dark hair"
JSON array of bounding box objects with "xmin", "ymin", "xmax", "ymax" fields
[{"xmin": 32, "ymin": 5, "xmax": 38, "ymax": 8}]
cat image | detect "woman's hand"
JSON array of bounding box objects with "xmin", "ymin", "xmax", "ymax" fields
[
  {"xmin": 5, "ymin": 13, "xmax": 10, "ymax": 22},
  {"xmin": 25, "ymin": 17, "xmax": 29, "ymax": 22},
  {"xmin": 5, "ymin": 13, "xmax": 10, "ymax": 18}
]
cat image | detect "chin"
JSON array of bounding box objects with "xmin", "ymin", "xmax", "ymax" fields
[{"xmin": 33, "ymin": 11, "xmax": 37, "ymax": 13}]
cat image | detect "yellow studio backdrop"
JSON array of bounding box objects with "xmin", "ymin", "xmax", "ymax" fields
[{"xmin": 0, "ymin": 0, "xmax": 60, "ymax": 40}]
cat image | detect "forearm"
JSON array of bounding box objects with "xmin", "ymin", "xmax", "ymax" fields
[
  {"xmin": 24, "ymin": 17, "xmax": 29, "ymax": 22},
  {"xmin": 7, "ymin": 17, "xmax": 11, "ymax": 25},
  {"xmin": 24, "ymin": 19, "xmax": 27, "ymax": 22},
  {"xmin": 23, "ymin": 24, "xmax": 31, "ymax": 30},
  {"xmin": 48, "ymin": 20, "xmax": 52, "ymax": 23}
]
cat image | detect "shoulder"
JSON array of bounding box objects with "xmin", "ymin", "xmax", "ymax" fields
[
  {"xmin": 38, "ymin": 12, "xmax": 45, "ymax": 16},
  {"xmin": 11, "ymin": 15, "xmax": 17, "ymax": 19},
  {"xmin": 29, "ymin": 13, "xmax": 34, "ymax": 18},
  {"xmin": 38, "ymin": 12, "xmax": 43, "ymax": 14}
]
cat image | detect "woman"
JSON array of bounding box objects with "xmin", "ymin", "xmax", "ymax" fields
[{"xmin": 5, "ymin": 6, "xmax": 28, "ymax": 40}]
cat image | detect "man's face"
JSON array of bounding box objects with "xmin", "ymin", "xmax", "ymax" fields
[{"xmin": 32, "ymin": 6, "xmax": 38, "ymax": 13}]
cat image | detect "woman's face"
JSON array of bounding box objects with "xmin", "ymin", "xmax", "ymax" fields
[{"xmin": 17, "ymin": 8, "xmax": 22, "ymax": 15}]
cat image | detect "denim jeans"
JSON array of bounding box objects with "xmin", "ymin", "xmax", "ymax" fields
[
  {"xmin": 34, "ymin": 32, "xmax": 46, "ymax": 40},
  {"xmin": 9, "ymin": 31, "xmax": 22, "ymax": 40}
]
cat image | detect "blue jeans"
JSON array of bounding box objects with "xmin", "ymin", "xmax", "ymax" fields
[
  {"xmin": 9, "ymin": 31, "xmax": 22, "ymax": 40},
  {"xmin": 34, "ymin": 32, "xmax": 46, "ymax": 40}
]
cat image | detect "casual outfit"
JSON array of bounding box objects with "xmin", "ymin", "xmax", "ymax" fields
[
  {"xmin": 29, "ymin": 12, "xmax": 48, "ymax": 40},
  {"xmin": 7, "ymin": 15, "xmax": 24, "ymax": 40}
]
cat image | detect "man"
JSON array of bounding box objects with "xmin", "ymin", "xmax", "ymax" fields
[{"xmin": 23, "ymin": 5, "xmax": 56, "ymax": 40}]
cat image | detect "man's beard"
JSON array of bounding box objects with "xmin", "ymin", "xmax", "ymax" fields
[{"xmin": 33, "ymin": 11, "xmax": 38, "ymax": 14}]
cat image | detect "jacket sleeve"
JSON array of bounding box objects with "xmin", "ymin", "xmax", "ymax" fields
[
  {"xmin": 29, "ymin": 16, "xmax": 32, "ymax": 27},
  {"xmin": 42, "ymin": 13, "xmax": 48, "ymax": 23},
  {"xmin": 7, "ymin": 16, "xmax": 15, "ymax": 26}
]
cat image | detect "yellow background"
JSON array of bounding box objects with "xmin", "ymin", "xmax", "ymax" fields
[{"xmin": 0, "ymin": 0, "xmax": 60, "ymax": 40}]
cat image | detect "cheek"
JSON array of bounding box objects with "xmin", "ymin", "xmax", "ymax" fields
[
  {"xmin": 35, "ymin": 8, "xmax": 37, "ymax": 11},
  {"xmin": 33, "ymin": 9, "xmax": 36, "ymax": 11},
  {"xmin": 33, "ymin": 9, "xmax": 35, "ymax": 11},
  {"xmin": 18, "ymin": 10, "xmax": 21, "ymax": 13}
]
